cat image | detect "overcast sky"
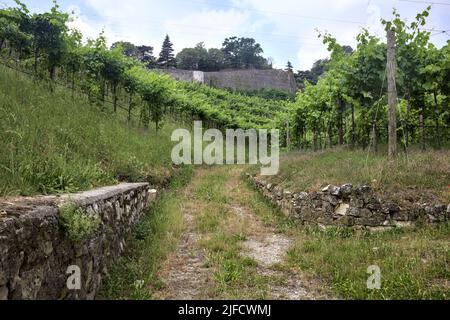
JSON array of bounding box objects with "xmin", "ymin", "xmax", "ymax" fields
[{"xmin": 1, "ymin": 0, "xmax": 449, "ymax": 70}]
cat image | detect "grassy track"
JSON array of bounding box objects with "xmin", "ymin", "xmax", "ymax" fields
[{"xmin": 101, "ymin": 164, "xmax": 449, "ymax": 300}]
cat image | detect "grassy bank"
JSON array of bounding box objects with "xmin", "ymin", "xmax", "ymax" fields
[
  {"xmin": 256, "ymin": 147, "xmax": 450, "ymax": 204},
  {"xmin": 0, "ymin": 65, "xmax": 178, "ymax": 196}
]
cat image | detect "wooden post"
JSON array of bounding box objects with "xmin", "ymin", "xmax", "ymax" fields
[
  {"xmin": 387, "ymin": 28, "xmax": 398, "ymax": 159},
  {"xmin": 286, "ymin": 117, "xmax": 291, "ymax": 151},
  {"xmin": 338, "ymin": 98, "xmax": 344, "ymax": 145},
  {"xmin": 351, "ymin": 104, "xmax": 355, "ymax": 148},
  {"xmin": 372, "ymin": 123, "xmax": 378, "ymax": 152}
]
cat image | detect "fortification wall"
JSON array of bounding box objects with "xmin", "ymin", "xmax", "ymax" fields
[
  {"xmin": 0, "ymin": 183, "xmax": 157, "ymax": 300},
  {"xmin": 152, "ymin": 68, "xmax": 297, "ymax": 93},
  {"xmin": 205, "ymin": 69, "xmax": 297, "ymax": 94}
]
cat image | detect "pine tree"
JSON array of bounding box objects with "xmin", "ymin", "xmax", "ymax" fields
[
  {"xmin": 285, "ymin": 61, "xmax": 293, "ymax": 72},
  {"xmin": 158, "ymin": 35, "xmax": 176, "ymax": 68}
]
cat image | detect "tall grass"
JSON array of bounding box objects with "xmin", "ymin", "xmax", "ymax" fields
[
  {"xmin": 0, "ymin": 65, "xmax": 178, "ymax": 196},
  {"xmin": 259, "ymin": 147, "xmax": 450, "ymax": 204}
]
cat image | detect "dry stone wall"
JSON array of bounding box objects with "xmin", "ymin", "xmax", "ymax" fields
[
  {"xmin": 0, "ymin": 183, "xmax": 157, "ymax": 300},
  {"xmin": 249, "ymin": 175, "xmax": 449, "ymax": 231}
]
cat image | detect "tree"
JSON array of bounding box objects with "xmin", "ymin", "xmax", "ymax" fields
[
  {"xmin": 295, "ymin": 59, "xmax": 330, "ymax": 88},
  {"xmin": 176, "ymin": 42, "xmax": 208, "ymax": 70},
  {"xmin": 221, "ymin": 37, "xmax": 270, "ymax": 69},
  {"xmin": 285, "ymin": 61, "xmax": 293, "ymax": 72},
  {"xmin": 111, "ymin": 41, "xmax": 155, "ymax": 67},
  {"xmin": 204, "ymin": 48, "xmax": 226, "ymax": 71},
  {"xmin": 111, "ymin": 41, "xmax": 139, "ymax": 58},
  {"xmin": 137, "ymin": 45, "xmax": 155, "ymax": 67},
  {"xmin": 157, "ymin": 34, "xmax": 176, "ymax": 68}
]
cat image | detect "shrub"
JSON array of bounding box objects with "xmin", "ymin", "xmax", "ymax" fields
[{"xmin": 59, "ymin": 202, "xmax": 101, "ymax": 243}]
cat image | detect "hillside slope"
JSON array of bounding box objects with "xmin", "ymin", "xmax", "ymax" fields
[{"xmin": 0, "ymin": 65, "xmax": 179, "ymax": 196}]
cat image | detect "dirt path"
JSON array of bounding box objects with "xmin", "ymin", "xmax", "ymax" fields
[{"xmin": 153, "ymin": 166, "xmax": 328, "ymax": 300}]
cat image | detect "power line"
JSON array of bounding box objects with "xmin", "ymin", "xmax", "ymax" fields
[
  {"xmin": 398, "ymin": 0, "xmax": 450, "ymax": 6},
  {"xmin": 430, "ymin": 30, "xmax": 450, "ymax": 36},
  {"xmin": 73, "ymin": 0, "xmax": 367, "ymax": 27},
  {"xmin": 180, "ymin": 0, "xmax": 368, "ymax": 25},
  {"xmin": 74, "ymin": 12, "xmax": 321, "ymax": 42}
]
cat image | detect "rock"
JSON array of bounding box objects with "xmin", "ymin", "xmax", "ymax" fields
[
  {"xmin": 0, "ymin": 270, "xmax": 5, "ymax": 287},
  {"xmin": 382, "ymin": 203, "xmax": 400, "ymax": 214},
  {"xmin": 283, "ymin": 191, "xmax": 293, "ymax": 199},
  {"xmin": 331, "ymin": 187, "xmax": 341, "ymax": 197},
  {"xmin": 294, "ymin": 192, "xmax": 309, "ymax": 201},
  {"xmin": 393, "ymin": 221, "xmax": 414, "ymax": 228},
  {"xmin": 343, "ymin": 216, "xmax": 356, "ymax": 226},
  {"xmin": 367, "ymin": 226, "xmax": 394, "ymax": 232},
  {"xmin": 322, "ymin": 202, "xmax": 334, "ymax": 214},
  {"xmin": 321, "ymin": 185, "xmax": 331, "ymax": 193},
  {"xmin": 340, "ymin": 184, "xmax": 353, "ymax": 196},
  {"xmin": 148, "ymin": 189, "xmax": 157, "ymax": 201},
  {"xmin": 335, "ymin": 203, "xmax": 350, "ymax": 216},
  {"xmin": 348, "ymin": 207, "xmax": 361, "ymax": 217},
  {"xmin": 367, "ymin": 201, "xmax": 382, "ymax": 211},
  {"xmin": 0, "ymin": 286, "xmax": 8, "ymax": 300},
  {"xmin": 360, "ymin": 209, "xmax": 373, "ymax": 218},
  {"xmin": 42, "ymin": 241, "xmax": 53, "ymax": 256},
  {"xmin": 350, "ymin": 198, "xmax": 365, "ymax": 208},
  {"xmin": 326, "ymin": 195, "xmax": 338, "ymax": 206},
  {"xmin": 357, "ymin": 185, "xmax": 372, "ymax": 193},
  {"xmin": 447, "ymin": 204, "xmax": 450, "ymax": 214},
  {"xmin": 356, "ymin": 213, "xmax": 386, "ymax": 227},
  {"xmin": 392, "ymin": 211, "xmax": 410, "ymax": 222},
  {"xmin": 274, "ymin": 186, "xmax": 284, "ymax": 199}
]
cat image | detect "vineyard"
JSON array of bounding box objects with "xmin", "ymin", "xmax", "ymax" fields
[
  {"xmin": 0, "ymin": 0, "xmax": 449, "ymax": 303},
  {"xmin": 1, "ymin": 3, "xmax": 449, "ymax": 154},
  {"xmin": 0, "ymin": 2, "xmax": 289, "ymax": 133}
]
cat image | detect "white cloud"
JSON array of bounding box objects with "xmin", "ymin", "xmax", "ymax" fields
[
  {"xmin": 163, "ymin": 9, "xmax": 253, "ymax": 52},
  {"xmin": 61, "ymin": 0, "xmax": 449, "ymax": 70}
]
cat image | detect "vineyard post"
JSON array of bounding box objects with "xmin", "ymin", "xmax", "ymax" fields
[
  {"xmin": 286, "ymin": 116, "xmax": 291, "ymax": 151},
  {"xmin": 387, "ymin": 28, "xmax": 398, "ymax": 159}
]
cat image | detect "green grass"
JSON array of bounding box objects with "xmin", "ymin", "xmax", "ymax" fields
[
  {"xmin": 246, "ymin": 148, "xmax": 450, "ymax": 300},
  {"xmin": 202, "ymin": 232, "xmax": 270, "ymax": 300},
  {"xmin": 256, "ymin": 147, "xmax": 450, "ymax": 204},
  {"xmin": 0, "ymin": 65, "xmax": 179, "ymax": 196},
  {"xmin": 285, "ymin": 224, "xmax": 450, "ymax": 300},
  {"xmin": 99, "ymin": 166, "xmax": 193, "ymax": 300},
  {"xmin": 192, "ymin": 167, "xmax": 282, "ymax": 300},
  {"xmin": 245, "ymin": 175, "xmax": 450, "ymax": 300}
]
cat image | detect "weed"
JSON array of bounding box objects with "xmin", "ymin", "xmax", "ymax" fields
[{"xmin": 58, "ymin": 202, "xmax": 101, "ymax": 243}]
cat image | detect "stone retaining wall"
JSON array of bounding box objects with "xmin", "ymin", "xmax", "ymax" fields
[
  {"xmin": 249, "ymin": 175, "xmax": 449, "ymax": 231},
  {"xmin": 0, "ymin": 183, "xmax": 157, "ymax": 300}
]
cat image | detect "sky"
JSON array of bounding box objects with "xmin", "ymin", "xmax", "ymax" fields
[{"xmin": 1, "ymin": 0, "xmax": 449, "ymax": 70}]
